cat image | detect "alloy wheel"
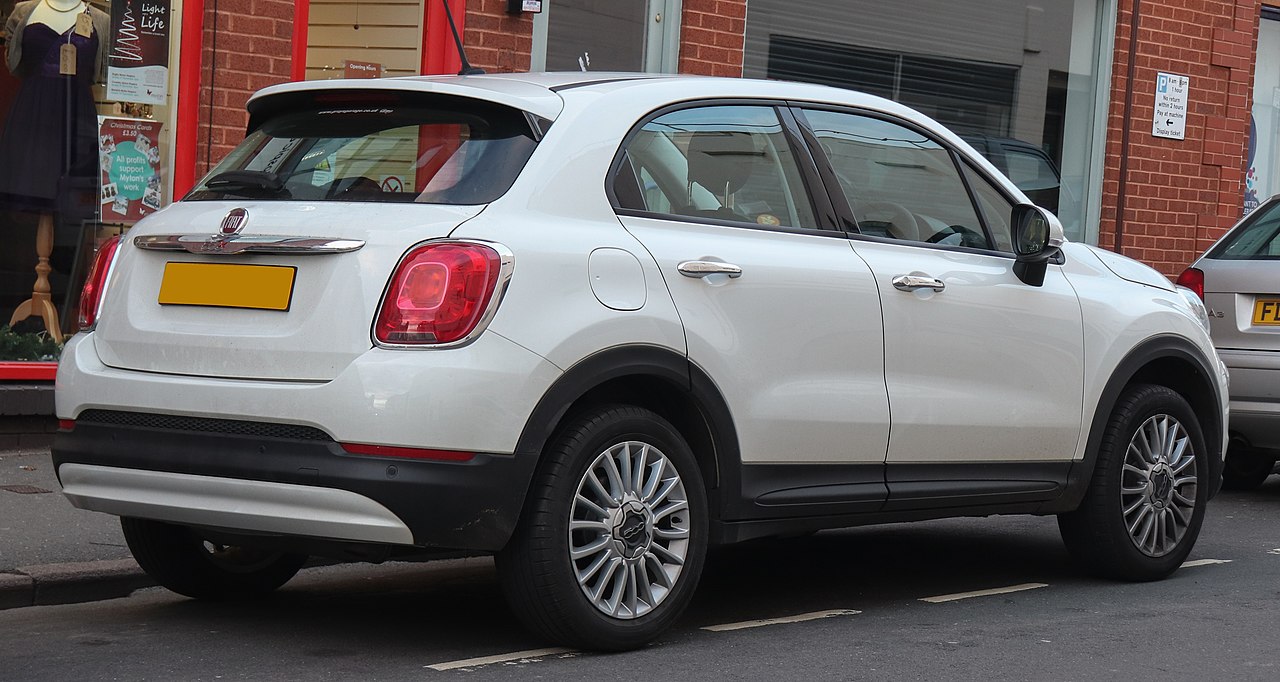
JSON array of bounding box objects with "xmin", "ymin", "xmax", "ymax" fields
[
  {"xmin": 1120, "ymin": 414, "xmax": 1198, "ymax": 557},
  {"xmin": 569, "ymin": 440, "xmax": 691, "ymax": 619}
]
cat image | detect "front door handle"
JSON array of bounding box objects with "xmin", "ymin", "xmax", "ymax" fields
[
  {"xmin": 892, "ymin": 274, "xmax": 945, "ymax": 292},
  {"xmin": 678, "ymin": 260, "xmax": 743, "ymax": 279}
]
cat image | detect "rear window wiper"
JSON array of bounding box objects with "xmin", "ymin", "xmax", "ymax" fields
[{"xmin": 203, "ymin": 170, "xmax": 292, "ymax": 198}]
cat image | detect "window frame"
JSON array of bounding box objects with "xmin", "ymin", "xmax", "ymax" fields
[{"xmin": 605, "ymin": 99, "xmax": 843, "ymax": 238}]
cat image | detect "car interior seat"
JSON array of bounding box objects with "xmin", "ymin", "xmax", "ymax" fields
[{"xmin": 684, "ymin": 131, "xmax": 761, "ymax": 222}]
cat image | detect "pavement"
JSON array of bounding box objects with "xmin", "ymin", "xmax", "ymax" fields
[{"xmin": 0, "ymin": 446, "xmax": 153, "ymax": 609}]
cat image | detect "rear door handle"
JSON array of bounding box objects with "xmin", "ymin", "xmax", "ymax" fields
[
  {"xmin": 892, "ymin": 274, "xmax": 945, "ymax": 292},
  {"xmin": 678, "ymin": 260, "xmax": 743, "ymax": 279}
]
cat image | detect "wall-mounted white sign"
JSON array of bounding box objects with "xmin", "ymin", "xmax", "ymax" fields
[{"xmin": 1152, "ymin": 72, "xmax": 1189, "ymax": 141}]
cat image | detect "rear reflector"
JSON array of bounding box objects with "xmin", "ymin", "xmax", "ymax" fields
[
  {"xmin": 340, "ymin": 442, "xmax": 475, "ymax": 462},
  {"xmin": 58, "ymin": 419, "xmax": 75, "ymax": 431}
]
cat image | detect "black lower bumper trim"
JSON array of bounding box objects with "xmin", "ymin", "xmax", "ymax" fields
[{"xmin": 52, "ymin": 418, "xmax": 538, "ymax": 553}]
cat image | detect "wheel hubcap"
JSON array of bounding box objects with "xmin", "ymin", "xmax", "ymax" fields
[
  {"xmin": 569, "ymin": 441, "xmax": 690, "ymax": 619},
  {"xmin": 1121, "ymin": 414, "xmax": 1198, "ymax": 557}
]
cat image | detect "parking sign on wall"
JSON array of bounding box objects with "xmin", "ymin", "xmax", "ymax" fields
[{"xmin": 1152, "ymin": 72, "xmax": 1190, "ymax": 140}]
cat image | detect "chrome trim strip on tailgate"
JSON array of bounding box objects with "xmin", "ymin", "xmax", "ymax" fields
[
  {"xmin": 134, "ymin": 234, "xmax": 366, "ymax": 255},
  {"xmin": 59, "ymin": 463, "xmax": 414, "ymax": 545}
]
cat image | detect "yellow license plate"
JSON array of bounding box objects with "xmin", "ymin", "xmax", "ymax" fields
[
  {"xmin": 158, "ymin": 262, "xmax": 296, "ymax": 311},
  {"xmin": 1254, "ymin": 299, "xmax": 1280, "ymax": 326}
]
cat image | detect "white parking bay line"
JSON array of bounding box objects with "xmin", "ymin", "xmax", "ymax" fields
[
  {"xmin": 1181, "ymin": 558, "xmax": 1232, "ymax": 568},
  {"xmin": 701, "ymin": 609, "xmax": 861, "ymax": 632},
  {"xmin": 426, "ymin": 647, "xmax": 577, "ymax": 672},
  {"xmin": 920, "ymin": 582, "xmax": 1049, "ymax": 604}
]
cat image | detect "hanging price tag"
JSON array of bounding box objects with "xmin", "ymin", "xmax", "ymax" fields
[
  {"xmin": 59, "ymin": 43, "xmax": 77, "ymax": 76},
  {"xmin": 75, "ymin": 13, "xmax": 93, "ymax": 38}
]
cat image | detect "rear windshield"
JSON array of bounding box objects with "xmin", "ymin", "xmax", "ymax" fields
[
  {"xmin": 1207, "ymin": 200, "xmax": 1280, "ymax": 259},
  {"xmin": 187, "ymin": 91, "xmax": 539, "ymax": 204}
]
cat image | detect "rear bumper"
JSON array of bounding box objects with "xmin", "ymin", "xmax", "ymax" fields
[
  {"xmin": 60, "ymin": 463, "xmax": 415, "ymax": 545},
  {"xmin": 1219, "ymin": 348, "xmax": 1280, "ymax": 450},
  {"xmin": 52, "ymin": 415, "xmax": 538, "ymax": 552}
]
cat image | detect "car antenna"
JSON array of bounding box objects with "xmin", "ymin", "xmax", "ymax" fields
[{"xmin": 441, "ymin": 0, "xmax": 484, "ymax": 75}]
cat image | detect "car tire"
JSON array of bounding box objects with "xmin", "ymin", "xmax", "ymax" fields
[
  {"xmin": 1220, "ymin": 440, "xmax": 1276, "ymax": 491},
  {"xmin": 496, "ymin": 405, "xmax": 708, "ymax": 651},
  {"xmin": 121, "ymin": 518, "xmax": 307, "ymax": 599},
  {"xmin": 1058, "ymin": 383, "xmax": 1208, "ymax": 581}
]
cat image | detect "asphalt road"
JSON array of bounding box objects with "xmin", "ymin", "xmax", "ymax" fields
[{"xmin": 3, "ymin": 480, "xmax": 1280, "ymax": 681}]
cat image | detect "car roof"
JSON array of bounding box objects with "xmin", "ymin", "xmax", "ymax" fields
[{"xmin": 247, "ymin": 72, "xmax": 925, "ymax": 125}]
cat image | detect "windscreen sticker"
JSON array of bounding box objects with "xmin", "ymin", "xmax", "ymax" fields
[
  {"xmin": 246, "ymin": 138, "xmax": 302, "ymax": 173},
  {"xmin": 312, "ymin": 156, "xmax": 335, "ymax": 186}
]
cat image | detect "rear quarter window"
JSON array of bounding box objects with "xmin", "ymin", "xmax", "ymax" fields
[
  {"xmin": 187, "ymin": 91, "xmax": 540, "ymax": 205},
  {"xmin": 1208, "ymin": 201, "xmax": 1280, "ymax": 259}
]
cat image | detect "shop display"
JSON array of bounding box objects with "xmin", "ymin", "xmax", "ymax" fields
[
  {"xmin": 106, "ymin": 0, "xmax": 169, "ymax": 105},
  {"xmin": 97, "ymin": 116, "xmax": 161, "ymax": 221},
  {"xmin": 0, "ymin": 0, "xmax": 109, "ymax": 342}
]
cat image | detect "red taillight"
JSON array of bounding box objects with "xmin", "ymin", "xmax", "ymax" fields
[
  {"xmin": 375, "ymin": 242, "xmax": 505, "ymax": 345},
  {"xmin": 78, "ymin": 235, "xmax": 123, "ymax": 330},
  {"xmin": 58, "ymin": 419, "xmax": 75, "ymax": 431},
  {"xmin": 1175, "ymin": 267, "xmax": 1204, "ymax": 301}
]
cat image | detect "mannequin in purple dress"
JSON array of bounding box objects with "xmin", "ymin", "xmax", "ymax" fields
[{"xmin": 0, "ymin": 0, "xmax": 108, "ymax": 341}]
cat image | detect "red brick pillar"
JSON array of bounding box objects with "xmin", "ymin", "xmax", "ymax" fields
[
  {"xmin": 196, "ymin": 0, "xmax": 295, "ymax": 173},
  {"xmin": 1102, "ymin": 0, "xmax": 1259, "ymax": 276},
  {"xmin": 464, "ymin": 0, "xmax": 535, "ymax": 73},
  {"xmin": 679, "ymin": 0, "xmax": 746, "ymax": 76}
]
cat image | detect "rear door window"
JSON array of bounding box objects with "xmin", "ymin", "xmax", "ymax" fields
[
  {"xmin": 187, "ymin": 92, "xmax": 539, "ymax": 204},
  {"xmin": 612, "ymin": 105, "xmax": 820, "ymax": 230}
]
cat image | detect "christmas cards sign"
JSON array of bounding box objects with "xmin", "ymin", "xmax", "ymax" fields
[
  {"xmin": 107, "ymin": 1, "xmax": 171, "ymax": 105},
  {"xmin": 99, "ymin": 117, "xmax": 164, "ymax": 224}
]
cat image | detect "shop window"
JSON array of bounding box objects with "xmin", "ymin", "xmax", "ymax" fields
[
  {"xmin": 1245, "ymin": 11, "xmax": 1280, "ymax": 215},
  {"xmin": 745, "ymin": 0, "xmax": 1111, "ymax": 245},
  {"xmin": 305, "ymin": 1, "xmax": 426, "ymax": 80},
  {"xmin": 530, "ymin": 0, "xmax": 682, "ymax": 73},
  {"xmin": 0, "ymin": 0, "xmax": 181, "ymax": 355}
]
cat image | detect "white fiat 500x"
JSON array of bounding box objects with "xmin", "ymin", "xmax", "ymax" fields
[{"xmin": 54, "ymin": 73, "xmax": 1228, "ymax": 651}]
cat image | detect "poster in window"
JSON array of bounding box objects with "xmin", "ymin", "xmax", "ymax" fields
[
  {"xmin": 99, "ymin": 117, "xmax": 164, "ymax": 224},
  {"xmin": 107, "ymin": 0, "xmax": 171, "ymax": 105}
]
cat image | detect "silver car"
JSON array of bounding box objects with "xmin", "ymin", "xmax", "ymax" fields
[{"xmin": 1180, "ymin": 197, "xmax": 1280, "ymax": 488}]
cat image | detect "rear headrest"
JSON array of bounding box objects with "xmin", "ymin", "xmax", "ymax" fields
[{"xmin": 687, "ymin": 131, "xmax": 759, "ymax": 197}]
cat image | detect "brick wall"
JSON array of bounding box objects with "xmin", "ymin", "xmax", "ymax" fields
[
  {"xmin": 196, "ymin": 0, "xmax": 295, "ymax": 175},
  {"xmin": 464, "ymin": 0, "xmax": 534, "ymax": 73},
  {"xmin": 679, "ymin": 0, "xmax": 746, "ymax": 76},
  {"xmin": 1102, "ymin": 0, "xmax": 1259, "ymax": 276}
]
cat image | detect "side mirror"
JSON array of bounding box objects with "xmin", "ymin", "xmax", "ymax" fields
[{"xmin": 1010, "ymin": 204, "xmax": 1063, "ymax": 287}]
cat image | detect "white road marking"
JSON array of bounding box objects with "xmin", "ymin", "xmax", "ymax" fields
[
  {"xmin": 701, "ymin": 609, "xmax": 861, "ymax": 632},
  {"xmin": 919, "ymin": 582, "xmax": 1049, "ymax": 603},
  {"xmin": 1180, "ymin": 558, "xmax": 1232, "ymax": 568},
  {"xmin": 1267, "ymin": 549, "xmax": 1280, "ymax": 555},
  {"xmin": 426, "ymin": 647, "xmax": 577, "ymax": 671}
]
